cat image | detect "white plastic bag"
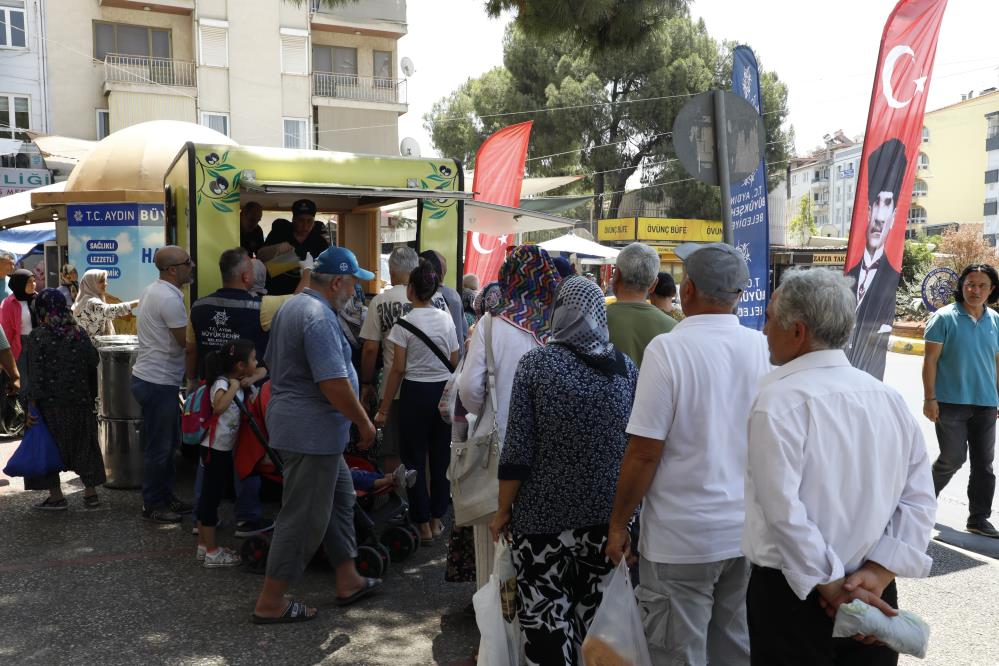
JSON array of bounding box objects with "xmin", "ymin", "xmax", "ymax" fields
[
  {"xmin": 494, "ymin": 537, "xmax": 518, "ymax": 622},
  {"xmin": 474, "ymin": 575, "xmax": 521, "ymax": 666},
  {"xmin": 832, "ymin": 599, "xmax": 930, "ymax": 658},
  {"xmin": 582, "ymin": 560, "xmax": 653, "ymax": 666}
]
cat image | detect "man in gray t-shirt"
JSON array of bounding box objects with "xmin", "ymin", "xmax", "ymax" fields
[{"xmin": 253, "ymin": 247, "xmax": 381, "ymax": 624}]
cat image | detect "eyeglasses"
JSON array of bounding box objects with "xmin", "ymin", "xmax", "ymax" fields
[{"xmin": 167, "ymin": 258, "xmax": 193, "ymax": 268}]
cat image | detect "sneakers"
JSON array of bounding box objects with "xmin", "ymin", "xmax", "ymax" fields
[
  {"xmin": 392, "ymin": 464, "xmax": 418, "ymax": 489},
  {"xmin": 143, "ymin": 507, "xmax": 183, "ymax": 524},
  {"xmin": 967, "ymin": 518, "xmax": 999, "ymax": 539},
  {"xmin": 168, "ymin": 496, "xmax": 194, "ymax": 515},
  {"xmin": 235, "ymin": 519, "xmax": 275, "ymax": 538},
  {"xmin": 203, "ymin": 547, "xmax": 241, "ymax": 568},
  {"xmin": 33, "ymin": 497, "xmax": 68, "ymax": 511},
  {"xmin": 192, "ymin": 518, "xmax": 225, "ymax": 536}
]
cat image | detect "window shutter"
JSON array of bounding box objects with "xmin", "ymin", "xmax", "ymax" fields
[
  {"xmin": 199, "ymin": 25, "xmax": 228, "ymax": 68},
  {"xmin": 281, "ymin": 35, "xmax": 308, "ymax": 75}
]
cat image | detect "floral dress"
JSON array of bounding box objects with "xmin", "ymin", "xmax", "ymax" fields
[{"xmin": 75, "ymin": 297, "xmax": 133, "ymax": 339}]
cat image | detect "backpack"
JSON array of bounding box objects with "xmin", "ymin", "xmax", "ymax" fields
[{"xmin": 181, "ymin": 383, "xmax": 219, "ymax": 446}]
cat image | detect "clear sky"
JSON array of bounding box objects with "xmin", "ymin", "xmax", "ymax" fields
[{"xmin": 397, "ymin": 0, "xmax": 999, "ymax": 158}]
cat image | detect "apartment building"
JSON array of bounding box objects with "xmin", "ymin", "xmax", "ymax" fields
[
  {"xmin": 0, "ymin": 0, "xmax": 47, "ymax": 169},
  {"xmin": 1, "ymin": 0, "xmax": 408, "ymax": 159},
  {"xmin": 985, "ymin": 110, "xmax": 998, "ymax": 244}
]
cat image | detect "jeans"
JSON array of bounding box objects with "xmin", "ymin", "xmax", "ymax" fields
[
  {"xmin": 131, "ymin": 376, "xmax": 181, "ymax": 510},
  {"xmin": 194, "ymin": 460, "xmax": 262, "ymax": 524},
  {"xmin": 932, "ymin": 402, "xmax": 997, "ymax": 521},
  {"xmin": 397, "ymin": 379, "xmax": 450, "ymax": 523},
  {"xmin": 195, "ymin": 448, "xmax": 232, "ymax": 528}
]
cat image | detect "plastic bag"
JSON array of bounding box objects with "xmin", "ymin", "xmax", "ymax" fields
[
  {"xmin": 832, "ymin": 599, "xmax": 930, "ymax": 658},
  {"xmin": 473, "ymin": 572, "xmax": 521, "ymax": 666},
  {"xmin": 494, "ymin": 537, "xmax": 518, "ymax": 622},
  {"xmin": 2, "ymin": 407, "xmax": 64, "ymax": 478},
  {"xmin": 582, "ymin": 560, "xmax": 653, "ymax": 666}
]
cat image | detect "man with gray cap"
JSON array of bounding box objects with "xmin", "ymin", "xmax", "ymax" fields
[
  {"xmin": 607, "ymin": 242, "xmax": 770, "ymax": 665},
  {"xmin": 259, "ymin": 198, "xmax": 331, "ymax": 295},
  {"xmin": 252, "ymin": 246, "xmax": 380, "ymax": 624},
  {"xmin": 607, "ymin": 242, "xmax": 676, "ymax": 367}
]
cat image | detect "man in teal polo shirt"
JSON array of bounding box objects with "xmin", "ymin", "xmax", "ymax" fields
[{"xmin": 922, "ymin": 264, "xmax": 999, "ymax": 538}]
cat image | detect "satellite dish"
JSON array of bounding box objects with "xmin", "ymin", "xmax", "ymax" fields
[
  {"xmin": 400, "ymin": 137, "xmax": 421, "ymax": 157},
  {"xmin": 401, "ymin": 57, "xmax": 415, "ymax": 77}
]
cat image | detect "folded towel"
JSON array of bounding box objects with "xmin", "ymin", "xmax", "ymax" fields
[{"xmin": 832, "ymin": 599, "xmax": 930, "ymax": 658}]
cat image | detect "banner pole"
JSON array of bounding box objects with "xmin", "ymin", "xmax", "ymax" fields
[{"xmin": 713, "ymin": 90, "xmax": 734, "ymax": 245}]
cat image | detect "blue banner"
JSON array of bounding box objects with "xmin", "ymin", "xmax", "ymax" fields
[
  {"xmin": 730, "ymin": 45, "xmax": 770, "ymax": 330},
  {"xmin": 67, "ymin": 203, "xmax": 164, "ymax": 301}
]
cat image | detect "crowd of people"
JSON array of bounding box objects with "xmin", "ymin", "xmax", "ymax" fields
[{"xmin": 9, "ymin": 195, "xmax": 999, "ymax": 664}]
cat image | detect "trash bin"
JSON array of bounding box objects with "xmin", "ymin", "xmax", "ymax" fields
[{"xmin": 95, "ymin": 335, "xmax": 144, "ymax": 489}]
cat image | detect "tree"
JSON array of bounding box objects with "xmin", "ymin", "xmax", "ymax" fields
[
  {"xmin": 900, "ymin": 240, "xmax": 933, "ymax": 287},
  {"xmin": 788, "ymin": 195, "xmax": 815, "ymax": 244},
  {"xmin": 426, "ymin": 14, "xmax": 793, "ymax": 221},
  {"xmin": 934, "ymin": 226, "xmax": 997, "ymax": 273}
]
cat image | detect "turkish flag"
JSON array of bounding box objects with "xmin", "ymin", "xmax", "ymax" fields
[
  {"xmin": 464, "ymin": 121, "xmax": 533, "ymax": 284},
  {"xmin": 844, "ymin": 0, "xmax": 947, "ymax": 379}
]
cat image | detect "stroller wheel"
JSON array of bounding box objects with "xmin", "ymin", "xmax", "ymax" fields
[
  {"xmin": 375, "ymin": 543, "xmax": 391, "ymax": 571},
  {"xmin": 403, "ymin": 524, "xmax": 421, "ymax": 547},
  {"xmin": 241, "ymin": 536, "xmax": 270, "ymax": 574},
  {"xmin": 381, "ymin": 525, "xmax": 416, "ymax": 562},
  {"xmin": 355, "ymin": 545, "xmax": 385, "ymax": 577}
]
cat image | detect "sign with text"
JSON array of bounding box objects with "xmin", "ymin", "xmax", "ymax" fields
[
  {"xmin": 0, "ymin": 168, "xmax": 51, "ymax": 196},
  {"xmin": 67, "ymin": 203, "xmax": 164, "ymax": 301},
  {"xmin": 597, "ymin": 217, "xmax": 637, "ymax": 241},
  {"xmin": 638, "ymin": 218, "xmax": 722, "ymax": 242},
  {"xmin": 812, "ymin": 252, "xmax": 847, "ymax": 265}
]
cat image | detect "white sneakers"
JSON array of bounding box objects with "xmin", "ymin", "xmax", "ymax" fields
[{"xmin": 196, "ymin": 545, "xmax": 242, "ymax": 568}]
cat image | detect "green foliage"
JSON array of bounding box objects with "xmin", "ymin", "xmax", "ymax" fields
[
  {"xmin": 788, "ymin": 195, "xmax": 816, "ymax": 243},
  {"xmin": 901, "ymin": 240, "xmax": 933, "ymax": 287},
  {"xmin": 426, "ymin": 17, "xmax": 793, "ymax": 221}
]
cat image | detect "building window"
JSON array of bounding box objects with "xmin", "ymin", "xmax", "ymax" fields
[
  {"xmin": 94, "ymin": 21, "xmax": 171, "ymax": 61},
  {"xmin": 283, "ymin": 118, "xmax": 308, "ymax": 149},
  {"xmin": 201, "ymin": 112, "xmax": 229, "ymax": 136},
  {"xmin": 280, "ymin": 31, "xmax": 308, "ymax": 75},
  {"xmin": 374, "ymin": 49, "xmax": 392, "ymax": 82},
  {"xmin": 987, "ymin": 169, "xmax": 999, "ymax": 185},
  {"xmin": 921, "ymin": 126, "xmax": 930, "ymax": 143},
  {"xmin": 198, "ymin": 21, "xmax": 228, "ymax": 68},
  {"xmin": 908, "ymin": 205, "xmax": 927, "ymax": 225},
  {"xmin": 96, "ymin": 109, "xmax": 110, "ymax": 140},
  {"xmin": 813, "ymin": 192, "xmax": 819, "ymax": 203},
  {"xmin": 0, "ymin": 94, "xmax": 29, "ymax": 140},
  {"xmin": 312, "ymin": 45, "xmax": 357, "ymax": 79},
  {"xmin": 0, "ymin": 1, "xmax": 26, "ymax": 48},
  {"xmin": 918, "ymin": 153, "xmax": 929, "ymax": 170},
  {"xmin": 988, "ymin": 114, "xmax": 999, "ymax": 140},
  {"xmin": 986, "ymin": 200, "xmax": 998, "ymax": 217},
  {"xmin": 913, "ymin": 179, "xmax": 928, "ymax": 196}
]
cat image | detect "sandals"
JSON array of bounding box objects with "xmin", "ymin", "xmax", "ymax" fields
[
  {"xmin": 335, "ymin": 577, "xmax": 382, "ymax": 607},
  {"xmin": 83, "ymin": 494, "xmax": 100, "ymax": 509},
  {"xmin": 33, "ymin": 497, "xmax": 68, "ymax": 511},
  {"xmin": 251, "ymin": 600, "xmax": 317, "ymax": 625}
]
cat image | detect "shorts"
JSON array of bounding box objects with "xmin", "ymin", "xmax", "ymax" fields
[{"xmin": 379, "ymin": 399, "xmax": 402, "ymax": 457}]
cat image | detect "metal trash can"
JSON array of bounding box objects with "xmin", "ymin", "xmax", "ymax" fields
[{"xmin": 95, "ymin": 335, "xmax": 144, "ymax": 489}]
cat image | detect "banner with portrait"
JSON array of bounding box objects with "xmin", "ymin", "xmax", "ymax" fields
[{"xmin": 844, "ymin": 0, "xmax": 948, "ymax": 379}]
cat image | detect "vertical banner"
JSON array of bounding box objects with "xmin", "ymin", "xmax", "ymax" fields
[
  {"xmin": 845, "ymin": 0, "xmax": 948, "ymax": 379},
  {"xmin": 730, "ymin": 45, "xmax": 770, "ymax": 330},
  {"xmin": 67, "ymin": 203, "xmax": 164, "ymax": 302},
  {"xmin": 465, "ymin": 121, "xmax": 533, "ymax": 284}
]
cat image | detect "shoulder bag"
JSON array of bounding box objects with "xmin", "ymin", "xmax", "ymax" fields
[
  {"xmin": 448, "ymin": 314, "xmax": 500, "ymax": 526},
  {"xmin": 395, "ymin": 317, "xmax": 456, "ymax": 373}
]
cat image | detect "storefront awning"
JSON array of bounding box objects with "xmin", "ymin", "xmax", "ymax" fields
[
  {"xmin": 0, "ymin": 181, "xmax": 66, "ymax": 229},
  {"xmin": 0, "ymin": 222, "xmax": 56, "ymax": 259},
  {"xmin": 539, "ymin": 232, "xmax": 620, "ymax": 258},
  {"xmin": 464, "ymin": 201, "xmax": 575, "ymax": 236}
]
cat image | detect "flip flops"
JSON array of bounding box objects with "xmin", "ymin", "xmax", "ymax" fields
[
  {"xmin": 334, "ymin": 577, "xmax": 382, "ymax": 607},
  {"xmin": 251, "ymin": 600, "xmax": 317, "ymax": 625}
]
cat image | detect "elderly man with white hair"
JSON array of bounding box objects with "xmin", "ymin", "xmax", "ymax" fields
[
  {"xmin": 0, "ymin": 249, "xmax": 15, "ymax": 301},
  {"xmin": 745, "ymin": 267, "xmax": 936, "ymax": 665},
  {"xmin": 606, "ymin": 242, "xmax": 676, "ymax": 367}
]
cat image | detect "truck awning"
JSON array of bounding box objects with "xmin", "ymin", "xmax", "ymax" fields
[
  {"xmin": 464, "ymin": 200, "xmax": 575, "ymax": 235},
  {"xmin": 240, "ymin": 178, "xmax": 472, "ymax": 202}
]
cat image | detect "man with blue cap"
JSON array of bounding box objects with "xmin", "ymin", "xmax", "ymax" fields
[{"xmin": 252, "ymin": 246, "xmax": 381, "ymax": 625}]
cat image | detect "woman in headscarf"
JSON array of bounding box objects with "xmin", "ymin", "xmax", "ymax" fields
[
  {"xmin": 1, "ymin": 269, "xmax": 38, "ymax": 387},
  {"xmin": 58, "ymin": 263, "xmax": 79, "ymax": 305},
  {"xmin": 490, "ymin": 276, "xmax": 638, "ymax": 665},
  {"xmin": 24, "ymin": 289, "xmax": 104, "ymax": 510},
  {"xmin": 471, "ymin": 281, "xmax": 503, "ymax": 321},
  {"xmin": 72, "ymin": 269, "xmax": 139, "ymax": 340},
  {"xmin": 457, "ymin": 245, "xmax": 562, "ymax": 589},
  {"xmin": 249, "ymin": 259, "xmax": 269, "ymax": 297}
]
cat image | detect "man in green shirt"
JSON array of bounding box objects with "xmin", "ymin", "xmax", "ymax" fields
[{"xmin": 607, "ymin": 242, "xmax": 677, "ymax": 367}]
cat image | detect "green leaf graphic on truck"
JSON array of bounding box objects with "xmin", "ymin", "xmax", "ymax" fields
[
  {"xmin": 195, "ymin": 150, "xmax": 241, "ymax": 212},
  {"xmin": 421, "ymin": 162, "xmax": 459, "ymax": 221}
]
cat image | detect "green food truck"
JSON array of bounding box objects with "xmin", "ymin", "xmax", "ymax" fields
[{"xmin": 163, "ymin": 143, "xmax": 574, "ymax": 299}]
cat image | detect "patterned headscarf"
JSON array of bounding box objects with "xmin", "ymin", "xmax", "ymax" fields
[
  {"xmin": 73, "ymin": 269, "xmax": 107, "ymax": 316},
  {"xmin": 36, "ymin": 288, "xmax": 83, "ymax": 341},
  {"xmin": 550, "ymin": 276, "xmax": 625, "ymax": 376},
  {"xmin": 493, "ymin": 245, "xmax": 561, "ymax": 343},
  {"xmin": 473, "ymin": 281, "xmax": 503, "ymax": 319},
  {"xmin": 249, "ymin": 259, "xmax": 268, "ymax": 297}
]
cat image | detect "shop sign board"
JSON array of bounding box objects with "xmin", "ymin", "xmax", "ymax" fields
[
  {"xmin": 597, "ymin": 217, "xmax": 636, "ymax": 241},
  {"xmin": 67, "ymin": 203, "xmax": 164, "ymax": 301},
  {"xmin": 637, "ymin": 218, "xmax": 722, "ymax": 243},
  {"xmin": 0, "ymin": 168, "xmax": 51, "ymax": 196},
  {"xmin": 812, "ymin": 252, "xmax": 847, "ymax": 265}
]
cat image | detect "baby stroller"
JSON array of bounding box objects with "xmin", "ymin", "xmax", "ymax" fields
[{"xmin": 235, "ymin": 382, "xmax": 421, "ymax": 577}]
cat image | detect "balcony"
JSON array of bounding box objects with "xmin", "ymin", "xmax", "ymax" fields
[
  {"xmin": 313, "ymin": 72, "xmax": 407, "ymax": 106},
  {"xmin": 310, "ymin": 0, "xmax": 406, "ymax": 37},
  {"xmin": 99, "ymin": 0, "xmax": 194, "ymax": 15},
  {"xmin": 103, "ymin": 54, "xmax": 196, "ymax": 91}
]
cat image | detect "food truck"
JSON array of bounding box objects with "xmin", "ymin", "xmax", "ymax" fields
[{"xmin": 163, "ymin": 143, "xmax": 574, "ymax": 299}]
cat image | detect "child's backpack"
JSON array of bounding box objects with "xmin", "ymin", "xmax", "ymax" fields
[{"xmin": 181, "ymin": 383, "xmax": 218, "ymax": 446}]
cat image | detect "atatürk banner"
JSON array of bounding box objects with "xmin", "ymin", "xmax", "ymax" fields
[{"xmin": 844, "ymin": 0, "xmax": 947, "ymax": 379}]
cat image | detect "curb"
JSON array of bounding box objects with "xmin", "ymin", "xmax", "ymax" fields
[{"xmin": 889, "ymin": 335, "xmax": 924, "ymax": 356}]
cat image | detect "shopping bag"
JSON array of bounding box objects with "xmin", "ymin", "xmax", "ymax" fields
[
  {"xmin": 581, "ymin": 560, "xmax": 653, "ymax": 666},
  {"xmin": 494, "ymin": 537, "xmax": 518, "ymax": 623},
  {"xmin": 473, "ymin": 571, "xmax": 522, "ymax": 666},
  {"xmin": 2, "ymin": 407, "xmax": 64, "ymax": 478}
]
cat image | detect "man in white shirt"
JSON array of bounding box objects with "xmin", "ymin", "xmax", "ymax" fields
[
  {"xmin": 607, "ymin": 242, "xmax": 771, "ymax": 666},
  {"xmin": 130, "ymin": 246, "xmax": 196, "ymax": 524},
  {"xmin": 745, "ymin": 267, "xmax": 936, "ymax": 665}
]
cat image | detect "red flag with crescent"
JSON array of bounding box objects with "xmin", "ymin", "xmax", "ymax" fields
[
  {"xmin": 844, "ymin": 0, "xmax": 947, "ymax": 379},
  {"xmin": 464, "ymin": 121, "xmax": 533, "ymax": 284}
]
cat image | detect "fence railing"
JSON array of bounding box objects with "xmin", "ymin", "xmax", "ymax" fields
[
  {"xmin": 103, "ymin": 53, "xmax": 197, "ymax": 88},
  {"xmin": 312, "ymin": 72, "xmax": 407, "ymax": 105}
]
